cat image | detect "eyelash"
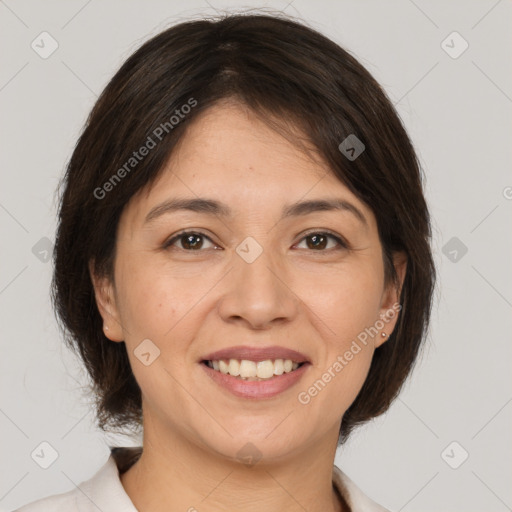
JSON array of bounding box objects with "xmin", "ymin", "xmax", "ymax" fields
[{"xmin": 162, "ymin": 229, "xmax": 348, "ymax": 252}]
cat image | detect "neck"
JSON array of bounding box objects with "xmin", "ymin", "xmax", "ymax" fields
[{"xmin": 120, "ymin": 414, "xmax": 346, "ymax": 512}]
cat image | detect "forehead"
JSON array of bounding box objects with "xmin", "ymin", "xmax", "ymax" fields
[
  {"xmin": 125, "ymin": 102, "xmax": 375, "ymax": 226},
  {"xmin": 168, "ymin": 101, "xmax": 327, "ymax": 182}
]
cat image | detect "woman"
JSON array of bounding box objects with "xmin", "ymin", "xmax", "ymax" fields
[{"xmin": 16, "ymin": 12, "xmax": 435, "ymax": 512}]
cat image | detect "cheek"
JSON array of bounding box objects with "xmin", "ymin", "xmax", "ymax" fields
[
  {"xmin": 298, "ymin": 260, "xmax": 384, "ymax": 344},
  {"xmin": 295, "ymin": 342, "xmax": 374, "ymax": 435},
  {"xmin": 114, "ymin": 262, "xmax": 202, "ymax": 405},
  {"xmin": 293, "ymin": 263, "xmax": 382, "ymax": 413},
  {"xmin": 114, "ymin": 254, "xmax": 205, "ymax": 339}
]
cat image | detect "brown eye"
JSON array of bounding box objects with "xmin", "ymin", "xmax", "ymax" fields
[
  {"xmin": 164, "ymin": 231, "xmax": 217, "ymax": 251},
  {"xmin": 306, "ymin": 233, "xmax": 328, "ymax": 250},
  {"xmin": 296, "ymin": 232, "xmax": 347, "ymax": 251},
  {"xmin": 181, "ymin": 233, "xmax": 204, "ymax": 250}
]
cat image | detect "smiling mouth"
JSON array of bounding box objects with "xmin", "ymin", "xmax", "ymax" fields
[{"xmin": 202, "ymin": 358, "xmax": 307, "ymax": 381}]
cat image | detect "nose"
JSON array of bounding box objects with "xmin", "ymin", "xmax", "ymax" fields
[{"xmin": 217, "ymin": 247, "xmax": 299, "ymax": 330}]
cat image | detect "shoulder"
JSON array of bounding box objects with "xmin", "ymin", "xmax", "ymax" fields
[
  {"xmin": 12, "ymin": 446, "xmax": 142, "ymax": 512},
  {"xmin": 13, "ymin": 488, "xmax": 78, "ymax": 512},
  {"xmin": 333, "ymin": 465, "xmax": 392, "ymax": 512}
]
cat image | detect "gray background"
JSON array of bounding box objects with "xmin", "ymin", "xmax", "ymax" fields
[{"xmin": 1, "ymin": 0, "xmax": 511, "ymax": 510}]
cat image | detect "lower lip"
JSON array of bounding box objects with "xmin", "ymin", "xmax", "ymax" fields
[{"xmin": 200, "ymin": 362, "xmax": 310, "ymax": 399}]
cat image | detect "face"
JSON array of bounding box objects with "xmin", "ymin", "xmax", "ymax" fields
[{"xmin": 92, "ymin": 101, "xmax": 406, "ymax": 463}]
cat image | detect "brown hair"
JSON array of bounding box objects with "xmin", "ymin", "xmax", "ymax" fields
[{"xmin": 52, "ymin": 13, "xmax": 436, "ymax": 445}]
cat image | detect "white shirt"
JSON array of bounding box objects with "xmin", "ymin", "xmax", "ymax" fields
[{"xmin": 14, "ymin": 447, "xmax": 390, "ymax": 512}]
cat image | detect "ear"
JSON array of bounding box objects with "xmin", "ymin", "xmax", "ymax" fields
[
  {"xmin": 375, "ymin": 250, "xmax": 407, "ymax": 348},
  {"xmin": 89, "ymin": 261, "xmax": 124, "ymax": 342}
]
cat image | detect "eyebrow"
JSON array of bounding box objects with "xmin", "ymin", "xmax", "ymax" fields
[{"xmin": 144, "ymin": 197, "xmax": 368, "ymax": 227}]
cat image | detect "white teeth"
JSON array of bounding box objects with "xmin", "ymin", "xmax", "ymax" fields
[
  {"xmin": 256, "ymin": 360, "xmax": 274, "ymax": 379},
  {"xmin": 219, "ymin": 360, "xmax": 229, "ymax": 374},
  {"xmin": 228, "ymin": 358, "xmax": 240, "ymax": 376},
  {"xmin": 207, "ymin": 358, "xmax": 303, "ymax": 379},
  {"xmin": 239, "ymin": 360, "xmax": 257, "ymax": 378}
]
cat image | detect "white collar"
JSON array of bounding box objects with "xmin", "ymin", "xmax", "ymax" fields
[{"xmin": 332, "ymin": 465, "xmax": 390, "ymax": 511}]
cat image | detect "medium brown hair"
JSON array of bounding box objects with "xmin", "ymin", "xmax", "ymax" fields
[{"xmin": 52, "ymin": 13, "xmax": 436, "ymax": 445}]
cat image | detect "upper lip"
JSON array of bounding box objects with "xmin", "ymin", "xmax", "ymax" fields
[{"xmin": 201, "ymin": 345, "xmax": 310, "ymax": 363}]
